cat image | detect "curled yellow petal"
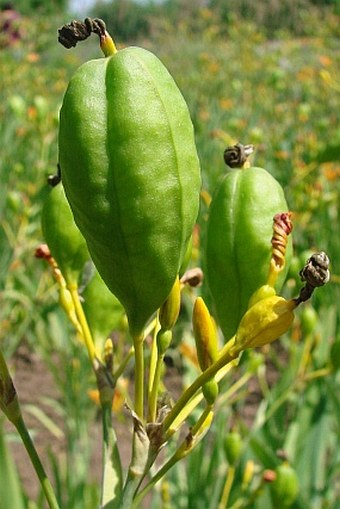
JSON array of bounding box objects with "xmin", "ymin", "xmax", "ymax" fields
[{"xmin": 235, "ymin": 296, "xmax": 296, "ymax": 351}]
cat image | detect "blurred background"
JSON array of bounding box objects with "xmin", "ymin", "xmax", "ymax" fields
[{"xmin": 0, "ymin": 1, "xmax": 339, "ymax": 508}]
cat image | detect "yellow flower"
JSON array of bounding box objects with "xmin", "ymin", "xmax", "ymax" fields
[{"xmin": 234, "ymin": 296, "xmax": 296, "ymax": 352}]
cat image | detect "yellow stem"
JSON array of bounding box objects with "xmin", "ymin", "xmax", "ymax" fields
[
  {"xmin": 218, "ymin": 466, "xmax": 235, "ymax": 509},
  {"xmin": 168, "ymin": 360, "xmax": 238, "ymax": 436},
  {"xmin": 133, "ymin": 334, "xmax": 144, "ymax": 420},
  {"xmin": 147, "ymin": 318, "xmax": 160, "ymax": 420},
  {"xmin": 148, "ymin": 352, "xmax": 164, "ymax": 423},
  {"xmin": 100, "ymin": 32, "xmax": 117, "ymax": 57},
  {"xmin": 69, "ymin": 285, "xmax": 96, "ymax": 362},
  {"xmin": 163, "ymin": 341, "xmax": 238, "ymax": 435}
]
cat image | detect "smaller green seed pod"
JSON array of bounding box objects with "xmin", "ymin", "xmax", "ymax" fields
[
  {"xmin": 270, "ymin": 463, "xmax": 299, "ymax": 507},
  {"xmin": 41, "ymin": 183, "xmax": 89, "ymax": 287},
  {"xmin": 205, "ymin": 165, "xmax": 292, "ymax": 340},
  {"xmin": 299, "ymin": 305, "xmax": 318, "ymax": 335},
  {"xmin": 202, "ymin": 379, "xmax": 219, "ymax": 405},
  {"xmin": 156, "ymin": 329, "xmax": 173, "ymax": 356},
  {"xmin": 224, "ymin": 431, "xmax": 242, "ymax": 466},
  {"xmin": 81, "ymin": 267, "xmax": 125, "ymax": 352}
]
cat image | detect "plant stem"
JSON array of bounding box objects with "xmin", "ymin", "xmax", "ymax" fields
[
  {"xmin": 148, "ymin": 350, "xmax": 164, "ymax": 423},
  {"xmin": 113, "ymin": 347, "xmax": 134, "ymax": 383},
  {"xmin": 69, "ymin": 285, "xmax": 97, "ymax": 362},
  {"xmin": 14, "ymin": 415, "xmax": 60, "ymax": 509},
  {"xmin": 131, "ymin": 406, "xmax": 213, "ymax": 508},
  {"xmin": 133, "ymin": 334, "xmax": 144, "ymax": 420},
  {"xmin": 218, "ymin": 466, "xmax": 235, "ymax": 509},
  {"xmin": 163, "ymin": 341, "xmax": 238, "ymax": 435},
  {"xmin": 100, "ymin": 402, "xmax": 123, "ymax": 508},
  {"xmin": 147, "ymin": 323, "xmax": 160, "ymax": 421}
]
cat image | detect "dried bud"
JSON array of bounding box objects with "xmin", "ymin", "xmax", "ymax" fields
[
  {"xmin": 224, "ymin": 143, "xmax": 254, "ymax": 168},
  {"xmin": 180, "ymin": 267, "xmax": 204, "ymax": 287},
  {"xmin": 295, "ymin": 251, "xmax": 330, "ymax": 305},
  {"xmin": 299, "ymin": 251, "xmax": 330, "ymax": 287}
]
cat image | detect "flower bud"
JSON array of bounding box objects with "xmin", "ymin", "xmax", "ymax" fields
[
  {"xmin": 159, "ymin": 276, "xmax": 181, "ymax": 331},
  {"xmin": 192, "ymin": 297, "xmax": 218, "ymax": 371},
  {"xmin": 157, "ymin": 329, "xmax": 173, "ymax": 355},
  {"xmin": 202, "ymin": 379, "xmax": 219, "ymax": 405},
  {"xmin": 235, "ymin": 296, "xmax": 295, "ymax": 352},
  {"xmin": 224, "ymin": 430, "xmax": 242, "ymax": 465},
  {"xmin": 270, "ymin": 462, "xmax": 299, "ymax": 507}
]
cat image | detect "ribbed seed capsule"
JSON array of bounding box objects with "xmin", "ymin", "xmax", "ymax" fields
[
  {"xmin": 41, "ymin": 183, "xmax": 89, "ymax": 287},
  {"xmin": 59, "ymin": 46, "xmax": 201, "ymax": 337},
  {"xmin": 205, "ymin": 166, "xmax": 292, "ymax": 340}
]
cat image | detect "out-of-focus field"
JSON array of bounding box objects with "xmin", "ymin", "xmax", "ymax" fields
[{"xmin": 0, "ymin": 5, "xmax": 339, "ymax": 509}]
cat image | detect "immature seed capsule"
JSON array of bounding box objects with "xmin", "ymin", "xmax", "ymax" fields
[
  {"xmin": 59, "ymin": 46, "xmax": 201, "ymax": 337},
  {"xmin": 205, "ymin": 166, "xmax": 292, "ymax": 339},
  {"xmin": 81, "ymin": 267, "xmax": 125, "ymax": 352},
  {"xmin": 270, "ymin": 463, "xmax": 299, "ymax": 507},
  {"xmin": 41, "ymin": 183, "xmax": 89, "ymax": 287},
  {"xmin": 224, "ymin": 431, "xmax": 242, "ymax": 466}
]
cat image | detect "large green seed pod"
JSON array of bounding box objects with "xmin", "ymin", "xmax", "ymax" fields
[
  {"xmin": 205, "ymin": 167, "xmax": 292, "ymax": 340},
  {"xmin": 59, "ymin": 46, "xmax": 201, "ymax": 337},
  {"xmin": 41, "ymin": 183, "xmax": 89, "ymax": 286}
]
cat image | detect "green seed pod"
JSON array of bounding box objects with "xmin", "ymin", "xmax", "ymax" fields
[
  {"xmin": 41, "ymin": 183, "xmax": 89, "ymax": 287},
  {"xmin": 59, "ymin": 46, "xmax": 201, "ymax": 337},
  {"xmin": 205, "ymin": 166, "xmax": 292, "ymax": 340},
  {"xmin": 299, "ymin": 305, "xmax": 318, "ymax": 335},
  {"xmin": 270, "ymin": 463, "xmax": 299, "ymax": 507},
  {"xmin": 81, "ymin": 266, "xmax": 125, "ymax": 352},
  {"xmin": 202, "ymin": 379, "xmax": 219, "ymax": 405},
  {"xmin": 224, "ymin": 431, "xmax": 242, "ymax": 466},
  {"xmin": 156, "ymin": 329, "xmax": 173, "ymax": 356}
]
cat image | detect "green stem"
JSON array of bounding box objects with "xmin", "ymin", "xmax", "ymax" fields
[
  {"xmin": 15, "ymin": 416, "xmax": 60, "ymax": 509},
  {"xmin": 100, "ymin": 402, "xmax": 123, "ymax": 508},
  {"xmin": 113, "ymin": 347, "xmax": 134, "ymax": 383},
  {"xmin": 218, "ymin": 466, "xmax": 235, "ymax": 509},
  {"xmin": 131, "ymin": 406, "xmax": 213, "ymax": 508},
  {"xmin": 147, "ymin": 324, "xmax": 160, "ymax": 421},
  {"xmin": 133, "ymin": 335, "xmax": 144, "ymax": 420},
  {"xmin": 163, "ymin": 341, "xmax": 238, "ymax": 435},
  {"xmin": 148, "ymin": 351, "xmax": 164, "ymax": 422},
  {"xmin": 69, "ymin": 285, "xmax": 97, "ymax": 362},
  {"xmin": 119, "ymin": 427, "xmax": 149, "ymax": 509}
]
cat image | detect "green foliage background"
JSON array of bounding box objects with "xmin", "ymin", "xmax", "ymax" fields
[{"xmin": 0, "ymin": 1, "xmax": 339, "ymax": 508}]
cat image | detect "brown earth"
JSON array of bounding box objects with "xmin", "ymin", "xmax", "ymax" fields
[{"xmin": 3, "ymin": 342, "xmax": 271, "ymax": 508}]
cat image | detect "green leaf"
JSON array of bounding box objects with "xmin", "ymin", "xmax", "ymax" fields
[{"xmin": 0, "ymin": 425, "xmax": 26, "ymax": 509}]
